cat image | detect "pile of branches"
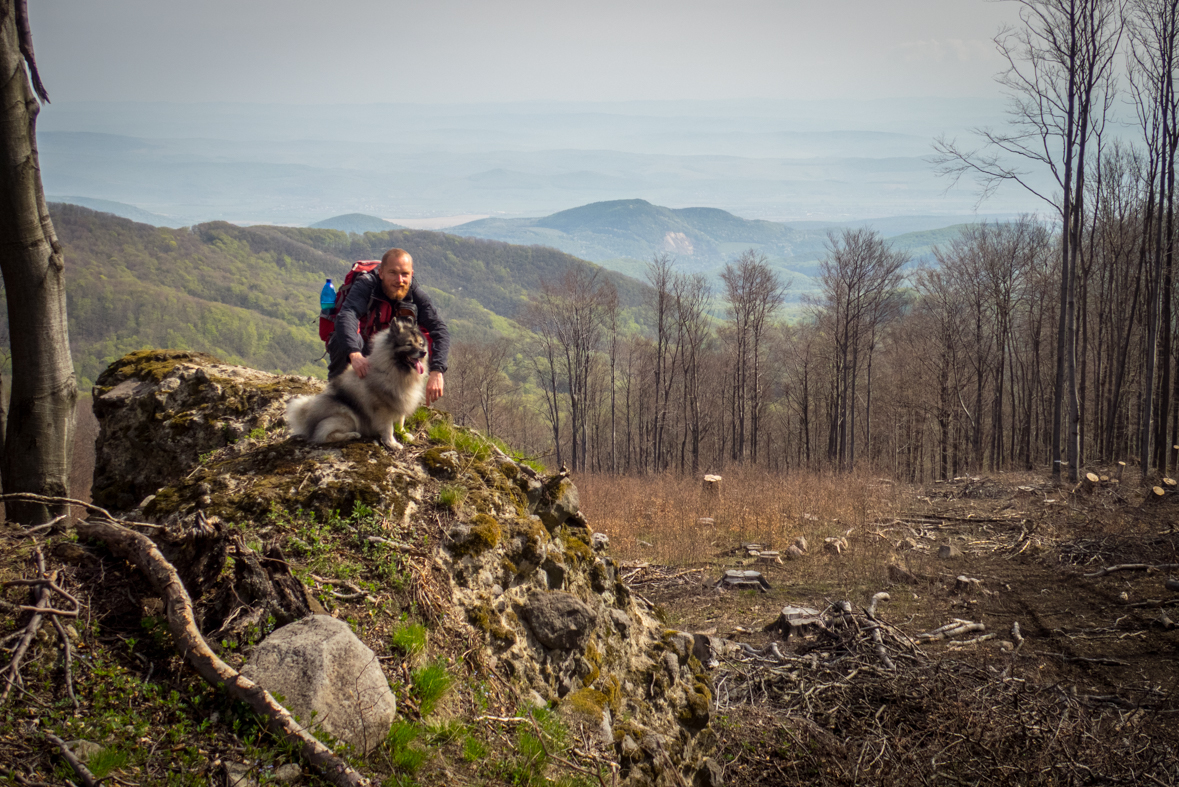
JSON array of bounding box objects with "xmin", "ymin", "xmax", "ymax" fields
[{"xmin": 713, "ymin": 597, "xmax": 1178, "ymax": 786}]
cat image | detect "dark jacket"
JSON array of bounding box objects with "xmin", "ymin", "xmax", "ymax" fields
[{"xmin": 327, "ymin": 271, "xmax": 450, "ymax": 378}]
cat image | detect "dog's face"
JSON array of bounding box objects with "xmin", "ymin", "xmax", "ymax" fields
[{"xmin": 387, "ymin": 317, "xmax": 428, "ymax": 375}]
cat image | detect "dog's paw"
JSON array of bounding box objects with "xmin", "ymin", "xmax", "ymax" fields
[{"xmin": 381, "ymin": 439, "xmax": 404, "ymax": 451}]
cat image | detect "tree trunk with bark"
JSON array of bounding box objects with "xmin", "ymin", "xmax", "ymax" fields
[{"xmin": 0, "ymin": 0, "xmax": 76, "ymax": 524}]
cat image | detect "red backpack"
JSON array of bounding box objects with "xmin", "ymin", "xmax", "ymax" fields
[
  {"xmin": 318, "ymin": 261, "xmax": 432, "ymax": 354},
  {"xmin": 318, "ymin": 260, "xmax": 386, "ymax": 344}
]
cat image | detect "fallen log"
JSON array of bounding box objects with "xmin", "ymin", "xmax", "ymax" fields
[
  {"xmin": 76, "ymin": 519, "xmax": 371, "ymax": 787},
  {"xmin": 918, "ymin": 619, "xmax": 986, "ymax": 641}
]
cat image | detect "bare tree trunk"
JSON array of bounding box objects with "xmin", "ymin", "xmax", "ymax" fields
[{"xmin": 0, "ymin": 0, "xmax": 76, "ymax": 524}]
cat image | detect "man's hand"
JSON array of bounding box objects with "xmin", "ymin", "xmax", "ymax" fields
[
  {"xmin": 350, "ymin": 352, "xmax": 370, "ymax": 378},
  {"xmin": 426, "ymin": 371, "xmax": 444, "ymax": 404}
]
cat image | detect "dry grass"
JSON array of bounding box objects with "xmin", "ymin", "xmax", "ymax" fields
[
  {"xmin": 578, "ymin": 469, "xmax": 931, "ymax": 599},
  {"xmin": 579, "ymin": 469, "xmax": 886, "ymax": 558}
]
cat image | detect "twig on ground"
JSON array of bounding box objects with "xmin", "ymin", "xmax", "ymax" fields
[
  {"xmin": 42, "ymin": 730, "xmax": 97, "ymax": 787},
  {"xmin": 1084, "ymin": 563, "xmax": 1179, "ymax": 579}
]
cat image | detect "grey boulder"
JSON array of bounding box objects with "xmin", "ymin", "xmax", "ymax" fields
[
  {"xmin": 241, "ymin": 615, "xmax": 396, "ymax": 754},
  {"xmin": 521, "ymin": 591, "xmax": 596, "ymax": 651}
]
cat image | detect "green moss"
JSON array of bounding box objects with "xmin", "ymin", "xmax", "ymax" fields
[
  {"xmin": 99, "ymin": 349, "xmax": 219, "ymax": 386},
  {"xmin": 422, "ymin": 446, "xmax": 461, "ymax": 477},
  {"xmin": 563, "ymin": 687, "xmax": 609, "ymax": 723},
  {"xmin": 582, "ymin": 640, "xmax": 603, "ymax": 686},
  {"xmin": 451, "ymin": 514, "xmax": 501, "ymax": 558},
  {"xmin": 505, "ymin": 517, "xmax": 549, "ymax": 566},
  {"xmin": 465, "ymin": 603, "xmax": 516, "ymax": 643},
  {"xmin": 562, "ymin": 532, "xmax": 594, "ymax": 564},
  {"xmin": 143, "ymin": 487, "xmax": 182, "ymax": 518},
  {"xmin": 678, "ymin": 682, "xmax": 712, "ymax": 730},
  {"xmin": 590, "ymin": 560, "xmax": 610, "ymax": 592}
]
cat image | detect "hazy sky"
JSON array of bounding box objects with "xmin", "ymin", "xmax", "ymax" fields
[{"xmin": 31, "ymin": 0, "xmax": 1024, "ymax": 105}]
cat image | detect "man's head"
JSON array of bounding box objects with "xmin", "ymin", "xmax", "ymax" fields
[{"xmin": 379, "ymin": 248, "xmax": 414, "ymax": 301}]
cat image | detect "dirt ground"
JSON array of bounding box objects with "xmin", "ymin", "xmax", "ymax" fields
[{"xmin": 623, "ymin": 472, "xmax": 1179, "ymax": 786}]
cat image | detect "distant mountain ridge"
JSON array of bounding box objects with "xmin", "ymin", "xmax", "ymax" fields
[
  {"xmin": 310, "ymin": 213, "xmax": 405, "ymax": 233},
  {"xmin": 449, "ymin": 199, "xmax": 832, "ymax": 271},
  {"xmin": 47, "ymin": 195, "xmax": 175, "ymax": 226}
]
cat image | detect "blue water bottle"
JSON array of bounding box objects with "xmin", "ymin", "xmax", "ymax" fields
[{"xmin": 320, "ymin": 278, "xmax": 336, "ymax": 316}]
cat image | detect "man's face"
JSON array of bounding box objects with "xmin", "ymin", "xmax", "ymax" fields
[{"xmin": 379, "ymin": 255, "xmax": 413, "ymax": 301}]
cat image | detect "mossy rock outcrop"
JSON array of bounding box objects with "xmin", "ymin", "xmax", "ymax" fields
[
  {"xmin": 91, "ymin": 349, "xmax": 319, "ymax": 511},
  {"xmin": 88, "ymin": 350, "xmax": 718, "ymax": 785}
]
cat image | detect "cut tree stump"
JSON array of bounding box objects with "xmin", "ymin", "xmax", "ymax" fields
[
  {"xmin": 1075, "ymin": 472, "xmax": 1101, "ymax": 494},
  {"xmin": 716, "ymin": 570, "xmax": 770, "ymax": 592},
  {"xmin": 702, "ymin": 475, "xmax": 722, "ymax": 503},
  {"xmin": 1145, "ymin": 486, "xmax": 1168, "ymax": 505},
  {"xmin": 768, "ymin": 605, "xmax": 825, "ymax": 639}
]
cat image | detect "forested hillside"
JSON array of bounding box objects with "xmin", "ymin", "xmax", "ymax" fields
[{"xmin": 5, "ymin": 205, "xmax": 648, "ymax": 390}]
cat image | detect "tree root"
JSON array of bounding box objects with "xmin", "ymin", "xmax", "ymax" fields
[{"xmin": 76, "ymin": 518, "xmax": 372, "ymax": 787}]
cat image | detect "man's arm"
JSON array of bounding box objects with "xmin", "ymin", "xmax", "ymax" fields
[
  {"xmin": 409, "ymin": 282, "xmax": 448, "ymax": 402},
  {"xmin": 331, "ymin": 273, "xmax": 377, "ymax": 376},
  {"xmin": 410, "ymin": 282, "xmax": 450, "ymax": 374}
]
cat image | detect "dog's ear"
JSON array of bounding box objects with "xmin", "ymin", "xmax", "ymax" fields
[{"xmin": 394, "ymin": 314, "xmax": 416, "ymax": 330}]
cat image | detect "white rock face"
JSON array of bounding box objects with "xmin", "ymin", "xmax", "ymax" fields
[{"xmin": 241, "ymin": 615, "xmax": 396, "ymax": 754}]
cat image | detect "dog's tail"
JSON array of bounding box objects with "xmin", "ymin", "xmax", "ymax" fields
[{"xmin": 285, "ymin": 395, "xmax": 314, "ymax": 437}]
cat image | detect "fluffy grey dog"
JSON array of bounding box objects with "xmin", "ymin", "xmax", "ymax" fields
[{"xmin": 286, "ymin": 318, "xmax": 428, "ymax": 449}]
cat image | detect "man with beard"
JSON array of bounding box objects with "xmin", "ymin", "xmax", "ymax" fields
[{"xmin": 327, "ymin": 247, "xmax": 449, "ymax": 404}]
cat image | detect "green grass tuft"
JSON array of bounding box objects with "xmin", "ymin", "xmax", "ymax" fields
[
  {"xmin": 427, "ymin": 420, "xmax": 455, "ymax": 444},
  {"xmin": 391, "ymin": 621, "xmax": 428, "ymax": 657},
  {"xmin": 384, "ymin": 720, "xmax": 428, "ymax": 775},
  {"xmin": 437, "ymin": 484, "xmax": 466, "ymax": 509},
  {"xmin": 412, "ymin": 661, "xmax": 453, "ymax": 717},
  {"xmin": 87, "ymin": 747, "xmax": 130, "ymax": 778}
]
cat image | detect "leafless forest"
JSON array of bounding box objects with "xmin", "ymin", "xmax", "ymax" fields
[{"xmin": 444, "ymin": 0, "xmax": 1179, "ymax": 489}]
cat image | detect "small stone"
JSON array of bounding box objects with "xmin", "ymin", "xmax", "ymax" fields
[
  {"xmin": 591, "ymin": 532, "xmax": 610, "ymax": 551},
  {"xmin": 67, "ymin": 740, "xmax": 104, "ymax": 762},
  {"xmin": 938, "ymin": 543, "xmax": 964, "ymax": 560},
  {"xmin": 888, "ymin": 563, "xmax": 919, "ymax": 584},
  {"xmin": 621, "ymin": 734, "xmax": 641, "ymax": 759},
  {"xmin": 223, "ymin": 761, "xmax": 256, "ymax": 787},
  {"xmin": 793, "ymin": 536, "xmax": 808, "ymax": 553},
  {"xmin": 609, "ymin": 609, "xmax": 632, "ymax": 639},
  {"xmin": 697, "ymin": 517, "xmax": 715, "ymax": 526},
  {"xmin": 785, "ymin": 544, "xmax": 805, "ymax": 560},
  {"xmin": 273, "ymin": 764, "xmax": 302, "ymax": 784},
  {"xmin": 1119, "ymin": 591, "xmax": 1130, "ymax": 602},
  {"xmin": 697, "ymin": 758, "xmax": 725, "ymax": 787}
]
